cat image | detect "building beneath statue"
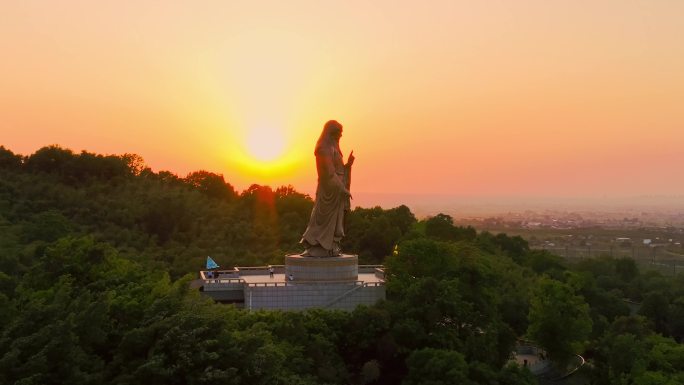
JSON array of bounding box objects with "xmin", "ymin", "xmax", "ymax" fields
[{"xmin": 198, "ymin": 254, "xmax": 385, "ymax": 311}]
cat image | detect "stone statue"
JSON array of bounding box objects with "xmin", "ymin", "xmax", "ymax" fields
[{"xmin": 301, "ymin": 120, "xmax": 355, "ymax": 257}]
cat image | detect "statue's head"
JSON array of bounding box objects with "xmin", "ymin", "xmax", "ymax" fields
[
  {"xmin": 323, "ymin": 120, "xmax": 343, "ymax": 141},
  {"xmin": 316, "ymin": 120, "xmax": 343, "ymax": 154}
]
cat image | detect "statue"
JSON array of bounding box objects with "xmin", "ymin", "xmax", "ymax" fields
[{"xmin": 301, "ymin": 120, "xmax": 355, "ymax": 257}]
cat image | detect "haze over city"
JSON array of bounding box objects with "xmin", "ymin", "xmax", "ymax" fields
[{"xmin": 2, "ymin": 1, "xmax": 683, "ymax": 210}]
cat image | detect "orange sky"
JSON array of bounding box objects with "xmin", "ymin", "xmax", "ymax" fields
[{"xmin": 1, "ymin": 1, "xmax": 683, "ymax": 200}]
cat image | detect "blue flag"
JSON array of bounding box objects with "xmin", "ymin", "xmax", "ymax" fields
[{"xmin": 206, "ymin": 256, "xmax": 219, "ymax": 270}]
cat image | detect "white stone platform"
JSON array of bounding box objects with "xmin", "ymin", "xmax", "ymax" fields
[{"xmin": 199, "ymin": 262, "xmax": 385, "ymax": 311}]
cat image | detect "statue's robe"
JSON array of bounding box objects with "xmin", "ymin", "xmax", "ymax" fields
[{"xmin": 301, "ymin": 142, "xmax": 351, "ymax": 255}]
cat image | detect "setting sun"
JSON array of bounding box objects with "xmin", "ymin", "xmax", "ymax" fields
[
  {"xmin": 1, "ymin": 1, "xmax": 683, "ymax": 199},
  {"xmin": 223, "ymin": 123, "xmax": 307, "ymax": 188},
  {"xmin": 246, "ymin": 126, "xmax": 286, "ymax": 162}
]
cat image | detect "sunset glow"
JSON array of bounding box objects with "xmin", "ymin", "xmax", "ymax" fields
[
  {"xmin": 1, "ymin": 1, "xmax": 683, "ymax": 202},
  {"xmin": 229, "ymin": 134, "xmax": 303, "ymax": 184},
  {"xmin": 246, "ymin": 126, "xmax": 286, "ymax": 162}
]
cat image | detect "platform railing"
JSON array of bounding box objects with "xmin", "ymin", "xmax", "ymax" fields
[
  {"xmin": 205, "ymin": 277, "xmax": 385, "ymax": 288},
  {"xmin": 324, "ymin": 281, "xmax": 384, "ymax": 308},
  {"xmin": 235, "ymin": 265, "xmax": 285, "ymax": 275},
  {"xmin": 202, "ymin": 278, "xmax": 246, "ymax": 289},
  {"xmin": 359, "ymin": 264, "xmax": 384, "ymax": 269}
]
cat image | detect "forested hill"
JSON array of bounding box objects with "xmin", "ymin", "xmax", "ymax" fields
[
  {"xmin": 0, "ymin": 145, "xmax": 420, "ymax": 277},
  {"xmin": 1, "ymin": 144, "xmax": 683, "ymax": 385}
]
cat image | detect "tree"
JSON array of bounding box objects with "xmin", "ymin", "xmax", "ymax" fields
[
  {"xmin": 424, "ymin": 213, "xmax": 476, "ymax": 242},
  {"xmin": 120, "ymin": 153, "xmax": 146, "ymax": 176},
  {"xmin": 494, "ymin": 233, "xmax": 529, "ymax": 261},
  {"xmin": 404, "ymin": 348, "xmax": 472, "ymax": 385},
  {"xmin": 359, "ymin": 216, "xmax": 401, "ymax": 262},
  {"xmin": 22, "ymin": 210, "xmax": 73, "ymax": 243},
  {"xmin": 594, "ymin": 317, "xmax": 684, "ymax": 385},
  {"xmin": 386, "ymin": 239, "xmax": 459, "ymax": 281},
  {"xmin": 185, "ymin": 170, "xmax": 237, "ymax": 201},
  {"xmin": 498, "ymin": 363, "xmax": 538, "ymax": 385},
  {"xmin": 0, "ymin": 279, "xmax": 106, "ymax": 385},
  {"xmin": 386, "ymin": 205, "xmax": 417, "ymax": 235},
  {"xmin": 669, "ymin": 297, "xmax": 684, "ymax": 342},
  {"xmin": 0, "ymin": 146, "xmax": 22, "ymax": 169},
  {"xmin": 141, "ymin": 194, "xmax": 190, "ymax": 243},
  {"xmin": 24, "ymin": 145, "xmax": 75, "ymax": 176},
  {"xmin": 524, "ymin": 250, "xmax": 565, "ymax": 276},
  {"xmin": 526, "ymin": 277, "xmax": 592, "ymax": 365},
  {"xmin": 615, "ymin": 257, "xmax": 638, "ymax": 282},
  {"xmin": 424, "ymin": 213, "xmax": 454, "ymax": 240},
  {"xmin": 343, "ymin": 206, "xmax": 412, "ymax": 263},
  {"xmin": 639, "ymin": 291, "xmax": 671, "ymax": 335},
  {"xmin": 274, "ymin": 186, "xmax": 313, "ymax": 248}
]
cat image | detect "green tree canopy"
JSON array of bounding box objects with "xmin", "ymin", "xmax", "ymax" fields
[{"xmin": 526, "ymin": 276, "xmax": 592, "ymax": 365}]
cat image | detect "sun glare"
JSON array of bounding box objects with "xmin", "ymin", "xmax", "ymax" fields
[
  {"xmin": 247, "ymin": 126, "xmax": 286, "ymax": 162},
  {"xmin": 227, "ymin": 128, "xmax": 304, "ymax": 186}
]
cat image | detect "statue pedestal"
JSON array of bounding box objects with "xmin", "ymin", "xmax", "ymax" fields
[{"xmin": 285, "ymin": 254, "xmax": 358, "ymax": 282}]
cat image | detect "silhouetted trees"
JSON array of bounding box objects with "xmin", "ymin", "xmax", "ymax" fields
[
  {"xmin": 425, "ymin": 213, "xmax": 476, "ymax": 242},
  {"xmin": 184, "ymin": 170, "xmax": 237, "ymax": 201},
  {"xmin": 0, "ymin": 146, "xmax": 21, "ymax": 169}
]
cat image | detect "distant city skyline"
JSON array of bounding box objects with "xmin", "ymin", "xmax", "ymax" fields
[
  {"xmin": 2, "ymin": 1, "xmax": 683, "ymax": 200},
  {"xmin": 349, "ymin": 192, "xmax": 684, "ymax": 218}
]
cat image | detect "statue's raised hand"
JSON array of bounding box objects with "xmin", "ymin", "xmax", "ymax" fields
[{"xmin": 347, "ymin": 150, "xmax": 355, "ymax": 167}]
